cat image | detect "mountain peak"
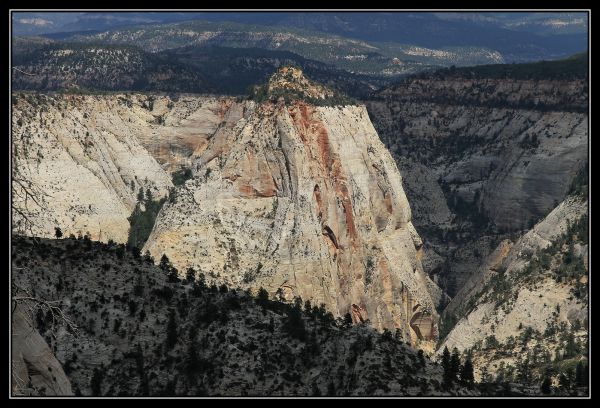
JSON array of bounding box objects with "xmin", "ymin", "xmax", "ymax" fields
[
  {"xmin": 267, "ymin": 66, "xmax": 321, "ymax": 95},
  {"xmin": 252, "ymin": 65, "xmax": 354, "ymax": 106}
]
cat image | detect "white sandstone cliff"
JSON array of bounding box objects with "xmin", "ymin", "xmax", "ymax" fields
[{"xmin": 144, "ymin": 96, "xmax": 440, "ymax": 344}]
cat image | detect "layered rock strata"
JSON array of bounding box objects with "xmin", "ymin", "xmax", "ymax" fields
[{"xmin": 144, "ymin": 97, "xmax": 440, "ymax": 343}]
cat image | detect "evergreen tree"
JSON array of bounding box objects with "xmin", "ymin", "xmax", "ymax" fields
[
  {"xmin": 460, "ymin": 358, "xmax": 475, "ymax": 388},
  {"xmin": 564, "ymin": 331, "xmax": 578, "ymax": 358},
  {"xmin": 257, "ymin": 287, "xmax": 269, "ymax": 306},
  {"xmin": 575, "ymin": 360, "xmax": 588, "ymax": 388},
  {"xmin": 516, "ymin": 356, "xmax": 531, "ymax": 384},
  {"xmin": 441, "ymin": 346, "xmax": 452, "ymax": 387},
  {"xmin": 54, "ymin": 227, "xmax": 63, "ymax": 239},
  {"xmin": 185, "ymin": 336, "xmax": 199, "ymax": 379},
  {"xmin": 450, "ymin": 348, "xmax": 461, "ymax": 384},
  {"xmin": 164, "ymin": 379, "xmax": 176, "ymax": 396},
  {"xmin": 90, "ymin": 367, "xmax": 104, "ymax": 396},
  {"xmin": 327, "ymin": 381, "xmax": 336, "ymax": 396},
  {"xmin": 131, "ymin": 246, "xmax": 141, "ymax": 259},
  {"xmin": 304, "ymin": 300, "xmax": 312, "ymax": 316},
  {"xmin": 268, "ymin": 316, "xmax": 274, "ymax": 333},
  {"xmin": 196, "ymin": 273, "xmax": 206, "ymax": 289},
  {"xmin": 185, "ymin": 267, "xmax": 196, "ymax": 284},
  {"xmin": 480, "ymin": 365, "xmax": 491, "ymax": 383},
  {"xmin": 145, "ymin": 188, "xmax": 153, "ymax": 202},
  {"xmin": 540, "ymin": 377, "xmax": 552, "ymax": 395},
  {"xmin": 143, "ymin": 250, "xmax": 154, "ymax": 264},
  {"xmin": 311, "ymin": 382, "xmax": 321, "ymax": 396},
  {"xmin": 167, "ymin": 266, "xmax": 179, "ymax": 283},
  {"xmin": 159, "ymin": 254, "xmax": 171, "ymax": 271},
  {"xmin": 283, "ymin": 298, "xmax": 306, "ymax": 341},
  {"xmin": 343, "ymin": 313, "xmax": 353, "ymax": 328},
  {"xmin": 417, "ymin": 349, "xmax": 426, "ymax": 368},
  {"xmin": 558, "ymin": 368, "xmax": 575, "ymax": 393},
  {"xmin": 166, "ymin": 309, "xmax": 178, "ymax": 350}
]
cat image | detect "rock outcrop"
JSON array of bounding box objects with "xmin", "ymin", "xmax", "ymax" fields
[
  {"xmin": 11, "ymin": 307, "xmax": 73, "ymax": 396},
  {"xmin": 11, "ymin": 93, "xmax": 234, "ymax": 242},
  {"xmin": 144, "ymin": 69, "xmax": 440, "ymax": 343},
  {"xmin": 438, "ymin": 195, "xmax": 588, "ymax": 381},
  {"xmin": 367, "ymin": 72, "xmax": 588, "ymax": 294}
]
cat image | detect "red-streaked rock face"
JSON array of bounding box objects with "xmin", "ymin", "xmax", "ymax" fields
[{"xmin": 144, "ymin": 98, "xmax": 442, "ymax": 346}]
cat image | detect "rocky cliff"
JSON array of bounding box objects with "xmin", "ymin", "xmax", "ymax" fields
[
  {"xmin": 11, "ymin": 306, "xmax": 73, "ymax": 396},
  {"xmin": 144, "ymin": 68, "xmax": 440, "ymax": 344},
  {"xmin": 11, "ymin": 92, "xmax": 237, "ymax": 242},
  {"xmin": 438, "ymin": 193, "xmax": 588, "ymax": 388},
  {"xmin": 366, "ymin": 64, "xmax": 588, "ymax": 295},
  {"xmin": 11, "ymin": 93, "xmax": 178, "ymax": 242}
]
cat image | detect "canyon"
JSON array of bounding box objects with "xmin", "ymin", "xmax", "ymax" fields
[
  {"xmin": 11, "ymin": 61, "xmax": 589, "ymax": 396},
  {"xmin": 366, "ymin": 63, "xmax": 588, "ymax": 295},
  {"xmin": 12, "ymin": 68, "xmax": 441, "ymax": 349}
]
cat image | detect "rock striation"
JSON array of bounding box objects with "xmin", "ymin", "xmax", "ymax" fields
[
  {"xmin": 11, "ymin": 93, "xmax": 174, "ymax": 242},
  {"xmin": 11, "ymin": 92, "xmax": 237, "ymax": 243},
  {"xmin": 144, "ymin": 68, "xmax": 440, "ymax": 344}
]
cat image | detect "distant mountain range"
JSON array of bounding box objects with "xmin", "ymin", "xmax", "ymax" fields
[
  {"xmin": 11, "ymin": 38, "xmax": 387, "ymax": 96},
  {"xmin": 11, "ymin": 33, "xmax": 588, "ymax": 98},
  {"xmin": 12, "ymin": 12, "xmax": 588, "ymax": 64},
  {"xmin": 11, "ymin": 38, "xmax": 213, "ymax": 93}
]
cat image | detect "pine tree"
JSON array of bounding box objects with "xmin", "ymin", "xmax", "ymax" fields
[
  {"xmin": 196, "ymin": 273, "xmax": 206, "ymax": 289},
  {"xmin": 575, "ymin": 360, "xmax": 588, "ymax": 388},
  {"xmin": 167, "ymin": 266, "xmax": 179, "ymax": 283},
  {"xmin": 185, "ymin": 336, "xmax": 199, "ymax": 379},
  {"xmin": 540, "ymin": 377, "xmax": 552, "ymax": 394},
  {"xmin": 185, "ymin": 267, "xmax": 196, "ymax": 284},
  {"xmin": 166, "ymin": 309, "xmax": 178, "ymax": 350},
  {"xmin": 516, "ymin": 356, "xmax": 531, "ymax": 384},
  {"xmin": 145, "ymin": 188, "xmax": 153, "ymax": 202},
  {"xmin": 257, "ymin": 287, "xmax": 269, "ymax": 306},
  {"xmin": 450, "ymin": 348, "xmax": 461, "ymax": 384},
  {"xmin": 90, "ymin": 367, "xmax": 104, "ymax": 396},
  {"xmin": 460, "ymin": 358, "xmax": 475, "ymax": 388},
  {"xmin": 304, "ymin": 300, "xmax": 312, "ymax": 316},
  {"xmin": 343, "ymin": 313, "xmax": 353, "ymax": 328},
  {"xmin": 564, "ymin": 331, "xmax": 578, "ymax": 358},
  {"xmin": 159, "ymin": 254, "xmax": 171, "ymax": 271},
  {"xmin": 268, "ymin": 316, "xmax": 274, "ymax": 333},
  {"xmin": 441, "ymin": 346, "xmax": 452, "ymax": 387},
  {"xmin": 54, "ymin": 227, "xmax": 63, "ymax": 239},
  {"xmin": 283, "ymin": 298, "xmax": 306, "ymax": 341},
  {"xmin": 417, "ymin": 349, "xmax": 426, "ymax": 368},
  {"xmin": 327, "ymin": 381, "xmax": 336, "ymax": 396},
  {"xmin": 311, "ymin": 382, "xmax": 321, "ymax": 396}
]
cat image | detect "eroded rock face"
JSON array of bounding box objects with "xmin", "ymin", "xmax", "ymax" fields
[
  {"xmin": 11, "ymin": 307, "xmax": 73, "ymax": 396},
  {"xmin": 144, "ymin": 100, "xmax": 440, "ymax": 343},
  {"xmin": 367, "ymin": 76, "xmax": 588, "ymax": 293},
  {"xmin": 265, "ymin": 66, "xmax": 336, "ymax": 100},
  {"xmin": 11, "ymin": 93, "xmax": 174, "ymax": 242},
  {"xmin": 11, "ymin": 93, "xmax": 236, "ymax": 243},
  {"xmin": 438, "ymin": 195, "xmax": 588, "ymax": 378}
]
